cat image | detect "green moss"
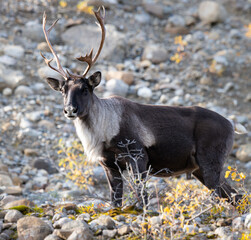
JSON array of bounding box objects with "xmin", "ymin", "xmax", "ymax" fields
[{"xmin": 9, "ymin": 205, "xmax": 32, "ymax": 214}]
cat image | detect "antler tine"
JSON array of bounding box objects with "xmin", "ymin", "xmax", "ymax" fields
[
  {"xmin": 42, "ymin": 12, "xmax": 69, "ymax": 80},
  {"xmin": 77, "ymin": 6, "xmax": 106, "ymax": 77}
]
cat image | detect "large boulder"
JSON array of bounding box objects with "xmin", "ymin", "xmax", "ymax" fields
[
  {"xmin": 61, "ymin": 24, "xmax": 125, "ymax": 62},
  {"xmin": 17, "ymin": 216, "xmax": 52, "ymax": 240}
]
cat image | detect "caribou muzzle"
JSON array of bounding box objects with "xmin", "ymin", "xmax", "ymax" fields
[{"xmin": 64, "ymin": 105, "xmax": 78, "ymax": 119}]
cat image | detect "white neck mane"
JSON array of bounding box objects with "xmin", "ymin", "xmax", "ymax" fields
[{"xmin": 73, "ymin": 97, "xmax": 122, "ymax": 163}]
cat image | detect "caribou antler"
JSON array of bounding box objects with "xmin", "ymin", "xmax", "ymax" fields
[
  {"xmin": 41, "ymin": 7, "xmax": 106, "ymax": 80},
  {"xmin": 41, "ymin": 12, "xmax": 69, "ymax": 80},
  {"xmin": 75, "ymin": 6, "xmax": 106, "ymax": 78}
]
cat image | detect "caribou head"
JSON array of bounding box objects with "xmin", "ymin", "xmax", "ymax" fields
[{"xmin": 41, "ymin": 7, "xmax": 105, "ymax": 120}]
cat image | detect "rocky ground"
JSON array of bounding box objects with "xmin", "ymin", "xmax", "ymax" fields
[{"xmin": 0, "ymin": 0, "xmax": 251, "ymax": 239}]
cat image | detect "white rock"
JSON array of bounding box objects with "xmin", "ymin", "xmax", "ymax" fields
[
  {"xmin": 106, "ymin": 79, "xmax": 129, "ymax": 97},
  {"xmin": 61, "ymin": 220, "xmax": 88, "ymax": 230},
  {"xmin": 15, "ymin": 85, "xmax": 34, "ymax": 96},
  {"xmin": 19, "ymin": 128, "xmax": 41, "ymax": 138},
  {"xmin": 168, "ymin": 15, "xmax": 186, "ymax": 27},
  {"xmin": 102, "ymin": 229, "xmax": 117, "ymax": 238},
  {"xmin": 67, "ymin": 227, "xmax": 93, "ymax": 240},
  {"xmin": 26, "ymin": 111, "xmax": 44, "ymax": 122},
  {"xmin": 232, "ymin": 217, "xmax": 244, "ymax": 231},
  {"xmin": 244, "ymin": 213, "xmax": 251, "ymax": 229},
  {"xmin": 137, "ymin": 87, "xmax": 152, "ymax": 99},
  {"xmin": 20, "ymin": 118, "xmax": 32, "ymax": 129},
  {"xmin": 53, "ymin": 217, "xmax": 72, "ymax": 229},
  {"xmin": 142, "ymin": 44, "xmax": 168, "ymax": 64},
  {"xmin": 2, "ymin": 88, "xmax": 12, "ymax": 96},
  {"xmin": 236, "ymin": 144, "xmax": 251, "ymax": 162},
  {"xmin": 38, "ymin": 66, "xmax": 64, "ymax": 80},
  {"xmin": 4, "ymin": 71, "xmax": 24, "ymax": 87},
  {"xmin": 32, "ymin": 83, "xmax": 45, "ymax": 92},
  {"xmin": 4, "ymin": 210, "xmax": 23, "ymax": 223},
  {"xmin": 2, "ymin": 70, "xmax": 24, "ymax": 88},
  {"xmin": 0, "ymin": 55, "xmax": 16, "ymax": 66},
  {"xmin": 198, "ymin": 1, "xmax": 227, "ymax": 24},
  {"xmin": 0, "ymin": 174, "xmax": 13, "ymax": 186},
  {"xmin": 214, "ymin": 226, "xmax": 231, "ymax": 238},
  {"xmin": 4, "ymin": 45, "xmax": 25, "ymax": 59},
  {"xmin": 149, "ymin": 216, "xmax": 162, "ymax": 226}
]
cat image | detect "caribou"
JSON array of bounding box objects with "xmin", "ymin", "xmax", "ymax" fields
[{"xmin": 41, "ymin": 7, "xmax": 242, "ymax": 207}]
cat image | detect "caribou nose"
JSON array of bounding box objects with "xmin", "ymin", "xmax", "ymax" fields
[{"xmin": 64, "ymin": 105, "xmax": 78, "ymax": 116}]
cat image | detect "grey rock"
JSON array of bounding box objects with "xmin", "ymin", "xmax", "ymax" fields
[
  {"xmin": 53, "ymin": 217, "xmax": 72, "ymax": 229},
  {"xmin": 90, "ymin": 215, "xmax": 115, "ymax": 230},
  {"xmin": 67, "ymin": 227, "xmax": 93, "ymax": 240},
  {"xmin": 61, "ymin": 219, "xmax": 89, "ymax": 231},
  {"xmin": 149, "ymin": 216, "xmax": 162, "ymax": 226},
  {"xmin": 230, "ymin": 29, "xmax": 242, "ymax": 39},
  {"xmin": 199, "ymin": 226, "xmax": 211, "ymax": 233},
  {"xmin": 4, "ymin": 45, "xmax": 25, "ymax": 59},
  {"xmin": 198, "ymin": 1, "xmax": 227, "ymax": 24},
  {"xmin": 102, "ymin": 229, "xmax": 117, "ymax": 238},
  {"xmin": 168, "ymin": 96, "xmax": 184, "ymax": 106},
  {"xmin": 168, "ymin": 15, "xmax": 186, "ymax": 27},
  {"xmin": 142, "ymin": 44, "xmax": 168, "ymax": 64},
  {"xmin": 2, "ymin": 88, "xmax": 12, "ymax": 96},
  {"xmin": 15, "ymin": 85, "xmax": 34, "ymax": 96},
  {"xmin": 38, "ymin": 66, "xmax": 64, "ymax": 80},
  {"xmin": 214, "ymin": 55, "xmax": 228, "ymax": 66},
  {"xmin": 22, "ymin": 20, "xmax": 59, "ymax": 43},
  {"xmin": 32, "ymin": 159, "xmax": 58, "ymax": 174},
  {"xmin": 26, "ymin": 111, "xmax": 44, "ymax": 122},
  {"xmin": 62, "ymin": 24, "xmax": 125, "ymax": 62},
  {"xmin": 53, "ymin": 229, "xmax": 73, "ymax": 239},
  {"xmin": 135, "ymin": 13, "xmax": 151, "ymax": 24},
  {"xmin": 143, "ymin": 3, "xmax": 165, "ymax": 18},
  {"xmin": 4, "ymin": 210, "xmax": 23, "ymax": 223},
  {"xmin": 76, "ymin": 213, "xmax": 91, "ymax": 222},
  {"xmin": 0, "ymin": 55, "xmax": 16, "ymax": 66},
  {"xmin": 236, "ymin": 144, "xmax": 251, "ymax": 162},
  {"xmin": 52, "ymin": 213, "xmax": 68, "ymax": 223},
  {"xmin": 44, "ymin": 235, "xmax": 61, "ymax": 240},
  {"xmin": 32, "ymin": 175, "xmax": 48, "ymax": 188},
  {"xmin": 17, "ymin": 216, "xmax": 52, "ymax": 240},
  {"xmin": 2, "ymin": 69, "xmax": 24, "ymax": 88},
  {"xmin": 0, "ymin": 173, "xmax": 13, "ymax": 186},
  {"xmin": 214, "ymin": 226, "xmax": 231, "ymax": 238},
  {"xmin": 200, "ymin": 76, "xmax": 213, "ymax": 85},
  {"xmin": 115, "ymin": 215, "xmax": 126, "ymax": 222},
  {"xmin": 19, "ymin": 128, "xmax": 41, "ymax": 138},
  {"xmin": 106, "ymin": 79, "xmax": 129, "ymax": 97},
  {"xmin": 20, "ymin": 118, "xmax": 32, "ymax": 129},
  {"xmin": 38, "ymin": 120, "xmax": 55, "ymax": 129},
  {"xmin": 117, "ymin": 225, "xmax": 131, "ymax": 235},
  {"xmin": 232, "ymin": 217, "xmax": 244, "ymax": 231},
  {"xmin": 32, "ymin": 83, "xmax": 45, "ymax": 92},
  {"xmin": 137, "ymin": 87, "xmax": 152, "ymax": 99}
]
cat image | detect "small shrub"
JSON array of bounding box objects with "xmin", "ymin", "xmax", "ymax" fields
[{"xmin": 57, "ymin": 139, "xmax": 97, "ymax": 189}]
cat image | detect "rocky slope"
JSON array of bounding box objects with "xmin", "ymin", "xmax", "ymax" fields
[{"xmin": 0, "ymin": 0, "xmax": 250, "ymax": 239}]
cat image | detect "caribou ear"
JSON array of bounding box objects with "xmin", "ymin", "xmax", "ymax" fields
[
  {"xmin": 88, "ymin": 71, "xmax": 101, "ymax": 89},
  {"xmin": 46, "ymin": 78, "xmax": 64, "ymax": 91}
]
